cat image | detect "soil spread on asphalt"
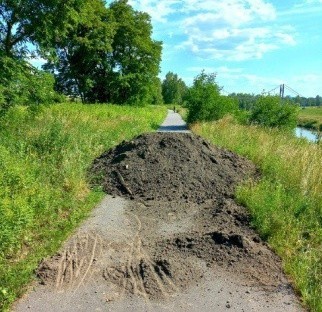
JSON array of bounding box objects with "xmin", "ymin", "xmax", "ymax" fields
[{"xmin": 37, "ymin": 132, "xmax": 293, "ymax": 302}]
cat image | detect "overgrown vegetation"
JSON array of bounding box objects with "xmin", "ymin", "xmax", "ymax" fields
[
  {"xmin": 0, "ymin": 103, "xmax": 166, "ymax": 311},
  {"xmin": 192, "ymin": 117, "xmax": 322, "ymax": 312},
  {"xmin": 0, "ymin": 57, "xmax": 62, "ymax": 115},
  {"xmin": 185, "ymin": 71, "xmax": 299, "ymax": 129}
]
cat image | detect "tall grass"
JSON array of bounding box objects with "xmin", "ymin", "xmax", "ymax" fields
[
  {"xmin": 0, "ymin": 103, "xmax": 166, "ymax": 311},
  {"xmin": 192, "ymin": 117, "xmax": 322, "ymax": 311}
]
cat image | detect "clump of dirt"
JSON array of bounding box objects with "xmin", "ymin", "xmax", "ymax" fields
[{"xmin": 36, "ymin": 132, "xmax": 293, "ymax": 302}]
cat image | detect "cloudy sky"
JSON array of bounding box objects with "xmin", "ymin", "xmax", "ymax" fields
[{"xmin": 128, "ymin": 0, "xmax": 322, "ymax": 97}]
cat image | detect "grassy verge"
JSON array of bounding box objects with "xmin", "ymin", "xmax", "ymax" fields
[
  {"xmin": 0, "ymin": 103, "xmax": 166, "ymax": 311},
  {"xmin": 298, "ymin": 107, "xmax": 322, "ymax": 131},
  {"xmin": 192, "ymin": 117, "xmax": 322, "ymax": 311}
]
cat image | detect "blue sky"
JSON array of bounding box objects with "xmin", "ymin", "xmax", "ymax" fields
[{"xmin": 128, "ymin": 0, "xmax": 322, "ymax": 97}]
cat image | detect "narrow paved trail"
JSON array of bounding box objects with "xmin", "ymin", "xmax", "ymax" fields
[
  {"xmin": 158, "ymin": 110, "xmax": 190, "ymax": 133},
  {"xmin": 13, "ymin": 111, "xmax": 304, "ymax": 312}
]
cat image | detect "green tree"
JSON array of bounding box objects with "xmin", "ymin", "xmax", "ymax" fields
[
  {"xmin": 161, "ymin": 72, "xmax": 187, "ymax": 105},
  {"xmin": 0, "ymin": 0, "xmax": 35, "ymax": 57},
  {"xmin": 44, "ymin": 0, "xmax": 162, "ymax": 104},
  {"xmin": 43, "ymin": 0, "xmax": 115, "ymax": 102},
  {"xmin": 0, "ymin": 56, "xmax": 61, "ymax": 115},
  {"xmin": 1, "ymin": 0, "xmax": 162, "ymax": 105},
  {"xmin": 186, "ymin": 71, "xmax": 238, "ymax": 123},
  {"xmin": 0, "ymin": 0, "xmax": 82, "ymax": 57},
  {"xmin": 107, "ymin": 0, "xmax": 162, "ymax": 105},
  {"xmin": 229, "ymin": 92, "xmax": 259, "ymax": 110},
  {"xmin": 0, "ymin": 0, "xmax": 78, "ymax": 112},
  {"xmin": 249, "ymin": 95, "xmax": 299, "ymax": 129}
]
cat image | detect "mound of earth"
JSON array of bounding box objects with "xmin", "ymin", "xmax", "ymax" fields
[
  {"xmin": 36, "ymin": 133, "xmax": 294, "ymax": 303},
  {"xmin": 90, "ymin": 132, "xmax": 257, "ymax": 202}
]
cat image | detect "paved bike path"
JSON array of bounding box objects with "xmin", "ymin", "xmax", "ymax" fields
[{"xmin": 158, "ymin": 110, "xmax": 190, "ymax": 133}]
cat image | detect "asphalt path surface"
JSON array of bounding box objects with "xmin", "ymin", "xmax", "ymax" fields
[
  {"xmin": 158, "ymin": 110, "xmax": 190, "ymax": 133},
  {"xmin": 13, "ymin": 196, "xmax": 304, "ymax": 312}
]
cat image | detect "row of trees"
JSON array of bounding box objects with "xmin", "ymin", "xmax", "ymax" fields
[
  {"xmin": 0, "ymin": 0, "xmax": 162, "ymax": 113},
  {"xmin": 230, "ymin": 93, "xmax": 322, "ymax": 109}
]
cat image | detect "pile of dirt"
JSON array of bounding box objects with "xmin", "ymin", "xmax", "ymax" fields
[
  {"xmin": 90, "ymin": 132, "xmax": 257, "ymax": 203},
  {"xmin": 37, "ymin": 133, "xmax": 293, "ymax": 302}
]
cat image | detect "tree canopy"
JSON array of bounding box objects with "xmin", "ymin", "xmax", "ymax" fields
[
  {"xmin": 161, "ymin": 72, "xmax": 187, "ymax": 105},
  {"xmin": 0, "ymin": 0, "xmax": 163, "ymax": 109}
]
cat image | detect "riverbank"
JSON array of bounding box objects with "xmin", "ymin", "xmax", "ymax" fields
[
  {"xmin": 192, "ymin": 117, "xmax": 322, "ymax": 312},
  {"xmin": 298, "ymin": 107, "xmax": 322, "ymax": 131}
]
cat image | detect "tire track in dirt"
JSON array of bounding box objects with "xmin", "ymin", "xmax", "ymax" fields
[{"xmin": 103, "ymin": 211, "xmax": 178, "ymax": 302}]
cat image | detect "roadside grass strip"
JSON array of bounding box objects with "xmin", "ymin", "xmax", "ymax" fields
[
  {"xmin": 192, "ymin": 116, "xmax": 322, "ymax": 312},
  {"xmin": 0, "ymin": 103, "xmax": 166, "ymax": 311}
]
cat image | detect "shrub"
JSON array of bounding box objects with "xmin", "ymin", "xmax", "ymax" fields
[
  {"xmin": 0, "ymin": 57, "xmax": 63, "ymax": 116},
  {"xmin": 249, "ymin": 95, "xmax": 299, "ymax": 129},
  {"xmin": 186, "ymin": 71, "xmax": 238, "ymax": 123}
]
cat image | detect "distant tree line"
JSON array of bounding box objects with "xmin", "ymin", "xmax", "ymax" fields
[
  {"xmin": 0, "ymin": 0, "xmax": 162, "ymax": 114},
  {"xmin": 229, "ymin": 93, "xmax": 322, "ymax": 109}
]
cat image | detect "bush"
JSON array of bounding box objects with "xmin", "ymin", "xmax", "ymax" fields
[
  {"xmin": 249, "ymin": 95, "xmax": 299, "ymax": 129},
  {"xmin": 0, "ymin": 57, "xmax": 63, "ymax": 116},
  {"xmin": 186, "ymin": 71, "xmax": 238, "ymax": 123}
]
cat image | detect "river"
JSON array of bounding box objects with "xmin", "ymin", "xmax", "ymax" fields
[{"xmin": 295, "ymin": 127, "xmax": 321, "ymax": 143}]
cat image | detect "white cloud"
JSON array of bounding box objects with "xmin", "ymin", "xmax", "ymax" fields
[
  {"xmin": 128, "ymin": 0, "xmax": 296, "ymax": 61},
  {"xmin": 128, "ymin": 0, "xmax": 181, "ymax": 23},
  {"xmin": 177, "ymin": 1, "xmax": 296, "ymax": 61}
]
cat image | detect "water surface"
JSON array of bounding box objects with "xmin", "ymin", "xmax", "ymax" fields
[{"xmin": 295, "ymin": 127, "xmax": 320, "ymax": 143}]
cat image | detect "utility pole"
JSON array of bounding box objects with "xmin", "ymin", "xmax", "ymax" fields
[{"xmin": 279, "ymin": 84, "xmax": 285, "ymax": 99}]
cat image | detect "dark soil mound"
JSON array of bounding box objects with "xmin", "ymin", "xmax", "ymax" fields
[{"xmin": 90, "ymin": 132, "xmax": 257, "ymax": 203}]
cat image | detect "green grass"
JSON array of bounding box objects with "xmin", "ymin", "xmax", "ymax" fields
[
  {"xmin": 298, "ymin": 106, "xmax": 322, "ymax": 131},
  {"xmin": 192, "ymin": 117, "xmax": 322, "ymax": 312},
  {"xmin": 0, "ymin": 103, "xmax": 167, "ymax": 311}
]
